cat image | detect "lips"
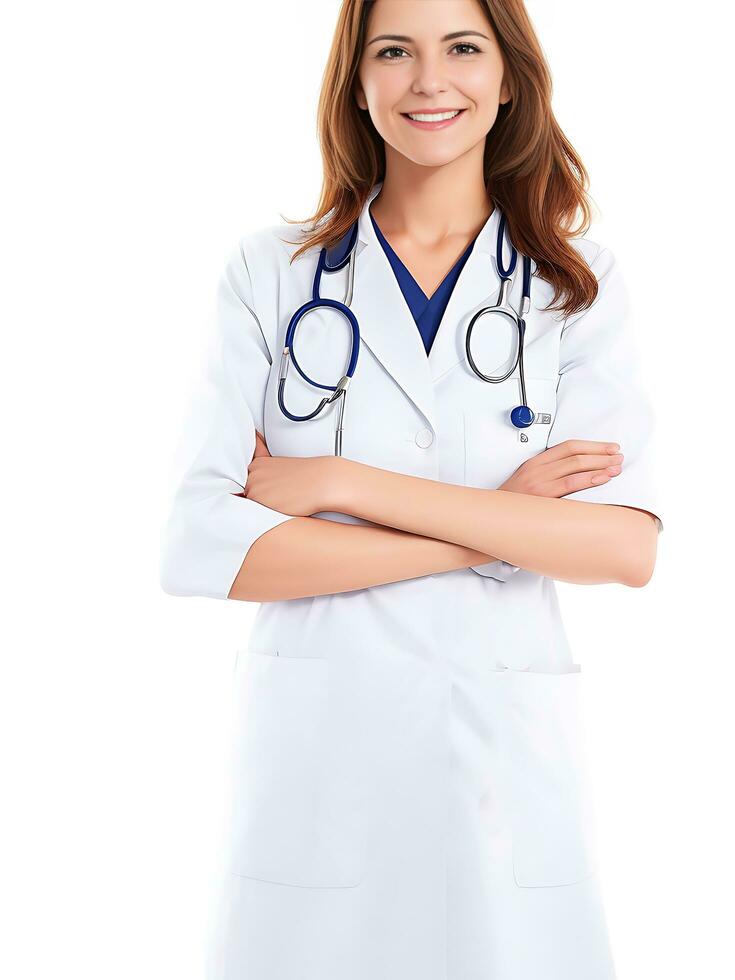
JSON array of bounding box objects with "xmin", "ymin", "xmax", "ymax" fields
[
  {"xmin": 401, "ymin": 109, "xmax": 466, "ymax": 118},
  {"xmin": 400, "ymin": 108, "xmax": 467, "ymax": 130}
]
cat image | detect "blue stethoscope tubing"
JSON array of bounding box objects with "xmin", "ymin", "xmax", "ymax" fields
[
  {"xmin": 277, "ymin": 208, "xmax": 535, "ymax": 456},
  {"xmin": 277, "ymin": 222, "xmax": 360, "ymax": 456}
]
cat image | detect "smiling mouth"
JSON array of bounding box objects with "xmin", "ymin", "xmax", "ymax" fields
[
  {"xmin": 401, "ymin": 109, "xmax": 466, "ymax": 122},
  {"xmin": 399, "ymin": 108, "xmax": 468, "ymax": 131}
]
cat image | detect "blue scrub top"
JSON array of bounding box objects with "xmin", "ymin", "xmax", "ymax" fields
[{"xmin": 369, "ymin": 206, "xmax": 478, "ymax": 355}]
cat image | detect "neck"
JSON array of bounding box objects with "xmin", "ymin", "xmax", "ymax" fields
[{"xmin": 370, "ymin": 146, "xmax": 493, "ymax": 247}]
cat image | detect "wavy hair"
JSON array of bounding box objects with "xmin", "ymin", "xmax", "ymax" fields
[{"xmin": 281, "ymin": 0, "xmax": 599, "ymax": 318}]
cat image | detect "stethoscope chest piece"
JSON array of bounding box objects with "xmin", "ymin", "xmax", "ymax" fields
[{"xmin": 510, "ymin": 404, "xmax": 535, "ymax": 428}]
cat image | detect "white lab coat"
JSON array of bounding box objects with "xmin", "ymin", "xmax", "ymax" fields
[{"xmin": 160, "ymin": 181, "xmax": 663, "ymax": 980}]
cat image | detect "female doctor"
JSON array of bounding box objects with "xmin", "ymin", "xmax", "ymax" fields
[{"xmin": 160, "ymin": 1, "xmax": 663, "ymax": 977}]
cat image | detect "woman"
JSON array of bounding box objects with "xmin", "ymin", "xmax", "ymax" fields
[{"xmin": 160, "ymin": 1, "xmax": 663, "ymax": 977}]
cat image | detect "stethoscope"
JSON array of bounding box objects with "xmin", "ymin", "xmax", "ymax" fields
[
  {"xmin": 465, "ymin": 212, "xmax": 536, "ymax": 429},
  {"xmin": 277, "ymin": 221, "xmax": 359, "ymax": 456},
  {"xmin": 277, "ymin": 208, "xmax": 538, "ymax": 456}
]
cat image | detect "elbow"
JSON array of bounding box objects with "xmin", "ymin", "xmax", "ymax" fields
[
  {"xmin": 158, "ymin": 498, "xmax": 267, "ymax": 601},
  {"xmin": 619, "ymin": 530, "xmax": 659, "ymax": 588},
  {"xmin": 160, "ymin": 549, "xmax": 241, "ymax": 601},
  {"xmin": 160, "ymin": 566, "xmax": 184, "ymax": 598},
  {"xmin": 158, "ymin": 516, "xmax": 206, "ymax": 598},
  {"xmin": 623, "ymin": 558, "xmax": 656, "ymax": 589},
  {"xmin": 159, "ymin": 543, "xmax": 190, "ymax": 597},
  {"xmin": 159, "ymin": 504, "xmax": 193, "ymax": 596},
  {"xmin": 159, "ymin": 513, "xmax": 246, "ymax": 600}
]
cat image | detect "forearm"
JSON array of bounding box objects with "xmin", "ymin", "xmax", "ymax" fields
[
  {"xmin": 335, "ymin": 462, "xmax": 656, "ymax": 587},
  {"xmin": 228, "ymin": 516, "xmax": 498, "ymax": 602}
]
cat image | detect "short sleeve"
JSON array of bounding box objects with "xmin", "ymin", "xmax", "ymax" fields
[
  {"xmin": 159, "ymin": 242, "xmax": 298, "ymax": 599},
  {"xmin": 545, "ymin": 246, "xmax": 664, "ymax": 532}
]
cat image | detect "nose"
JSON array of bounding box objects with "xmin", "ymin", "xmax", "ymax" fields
[{"xmin": 410, "ymin": 54, "xmax": 451, "ymax": 97}]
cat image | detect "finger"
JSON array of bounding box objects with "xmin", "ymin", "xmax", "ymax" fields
[
  {"xmin": 540, "ymin": 439, "xmax": 621, "ymax": 463},
  {"xmin": 541, "ymin": 452, "xmax": 623, "ymax": 481},
  {"xmin": 546, "ymin": 468, "xmax": 618, "ymax": 496}
]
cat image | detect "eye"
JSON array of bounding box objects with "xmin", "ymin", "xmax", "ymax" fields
[
  {"xmin": 375, "ymin": 42, "xmax": 482, "ymax": 61},
  {"xmin": 375, "ymin": 45, "xmax": 408, "ymax": 60},
  {"xmin": 452, "ymin": 42, "xmax": 481, "ymax": 56}
]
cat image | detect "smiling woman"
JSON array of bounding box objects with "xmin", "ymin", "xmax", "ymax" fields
[
  {"xmin": 159, "ymin": 1, "xmax": 663, "ymax": 978},
  {"xmin": 361, "ymin": 21, "xmax": 512, "ymax": 154}
]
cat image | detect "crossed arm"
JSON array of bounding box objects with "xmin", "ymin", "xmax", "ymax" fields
[{"xmin": 228, "ymin": 435, "xmax": 659, "ymax": 602}]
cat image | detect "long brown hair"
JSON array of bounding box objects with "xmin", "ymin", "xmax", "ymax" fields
[{"xmin": 281, "ymin": 0, "xmax": 598, "ymax": 318}]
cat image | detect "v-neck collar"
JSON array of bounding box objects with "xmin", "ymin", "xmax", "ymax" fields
[
  {"xmin": 368, "ymin": 203, "xmax": 478, "ymax": 306},
  {"xmin": 369, "ymin": 204, "xmax": 480, "ymax": 355},
  {"xmin": 345, "ymin": 181, "xmax": 511, "ymax": 432}
]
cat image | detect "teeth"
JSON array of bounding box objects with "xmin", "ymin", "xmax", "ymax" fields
[{"xmin": 407, "ymin": 110, "xmax": 461, "ymax": 122}]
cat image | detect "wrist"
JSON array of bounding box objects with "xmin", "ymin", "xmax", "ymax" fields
[{"xmin": 323, "ymin": 455, "xmax": 360, "ymax": 513}]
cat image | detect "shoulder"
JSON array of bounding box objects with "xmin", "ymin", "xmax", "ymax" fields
[
  {"xmin": 567, "ymin": 232, "xmax": 618, "ymax": 281},
  {"xmin": 238, "ymin": 220, "xmax": 321, "ymax": 275},
  {"xmin": 559, "ymin": 233, "xmax": 631, "ymax": 338},
  {"xmin": 218, "ymin": 219, "xmax": 319, "ymax": 307},
  {"xmin": 532, "ymin": 231, "xmax": 621, "ymax": 325},
  {"xmin": 563, "ymin": 232, "xmax": 628, "ymax": 323}
]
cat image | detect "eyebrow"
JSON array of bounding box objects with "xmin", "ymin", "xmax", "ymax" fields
[{"xmin": 366, "ymin": 30, "xmax": 490, "ymax": 46}]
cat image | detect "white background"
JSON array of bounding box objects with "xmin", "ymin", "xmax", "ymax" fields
[{"xmin": 2, "ymin": 1, "xmax": 732, "ymax": 977}]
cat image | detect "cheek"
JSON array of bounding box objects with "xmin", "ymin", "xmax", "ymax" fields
[
  {"xmin": 476, "ymin": 101, "xmax": 501, "ymax": 137},
  {"xmin": 362, "ymin": 95, "xmax": 399, "ymax": 140},
  {"xmin": 360, "ymin": 63, "xmax": 400, "ymax": 108},
  {"xmin": 464, "ymin": 64, "xmax": 503, "ymax": 104},
  {"xmin": 465, "ymin": 91, "xmax": 502, "ymax": 142}
]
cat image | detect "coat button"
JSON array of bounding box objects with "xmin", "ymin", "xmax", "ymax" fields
[{"xmin": 415, "ymin": 428, "xmax": 434, "ymax": 448}]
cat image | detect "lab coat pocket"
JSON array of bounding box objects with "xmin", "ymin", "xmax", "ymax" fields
[
  {"xmin": 496, "ymin": 665, "xmax": 599, "ymax": 888},
  {"xmin": 227, "ymin": 649, "xmax": 367, "ymax": 888},
  {"xmin": 463, "ymin": 376, "xmax": 557, "ymax": 489}
]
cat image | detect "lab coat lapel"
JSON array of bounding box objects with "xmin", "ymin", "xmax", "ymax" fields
[
  {"xmin": 427, "ymin": 208, "xmax": 503, "ymax": 384},
  {"xmin": 350, "ymin": 184, "xmax": 438, "ymax": 431},
  {"xmin": 349, "ymin": 185, "xmax": 511, "ymax": 426}
]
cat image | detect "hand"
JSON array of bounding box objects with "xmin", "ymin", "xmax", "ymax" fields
[
  {"xmin": 499, "ymin": 440, "xmax": 624, "ymax": 498},
  {"xmin": 243, "ymin": 431, "xmax": 346, "ymax": 516}
]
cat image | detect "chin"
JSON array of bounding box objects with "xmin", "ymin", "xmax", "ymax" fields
[{"xmin": 406, "ymin": 149, "xmax": 468, "ymax": 168}]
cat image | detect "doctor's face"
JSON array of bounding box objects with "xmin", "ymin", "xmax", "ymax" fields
[{"xmin": 355, "ymin": 0, "xmax": 510, "ymax": 169}]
